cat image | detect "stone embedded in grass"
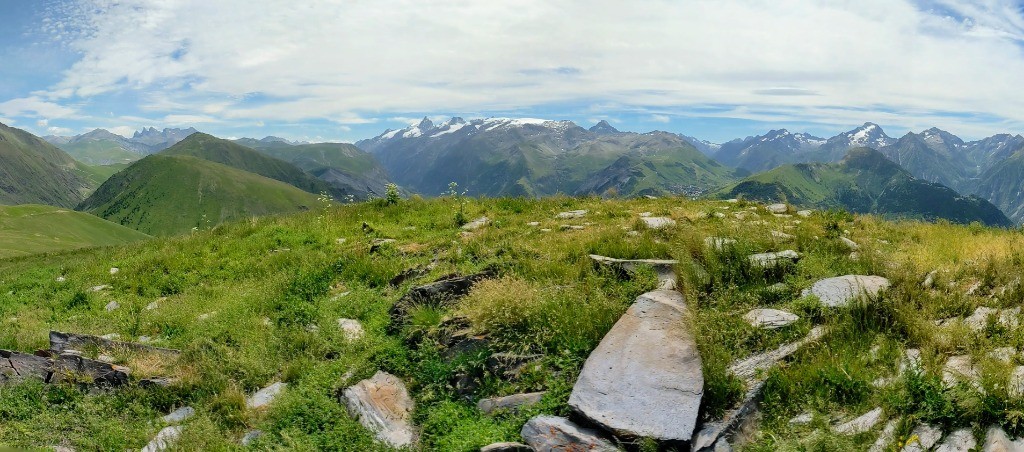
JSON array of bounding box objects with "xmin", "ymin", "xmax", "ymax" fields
[
  {"xmin": 801, "ymin": 275, "xmax": 890, "ymax": 307},
  {"xmin": 901, "ymin": 424, "xmax": 942, "ymax": 452},
  {"xmin": 104, "ymin": 301, "xmax": 120, "ymax": 312},
  {"xmin": 342, "ymin": 371, "xmax": 417, "ymax": 448},
  {"xmin": 833, "ymin": 407, "xmax": 883, "ymax": 435},
  {"xmin": 923, "ymin": 270, "xmax": 938, "ymax": 289},
  {"xmin": 389, "ymin": 268, "xmax": 496, "ymax": 327},
  {"xmin": 589, "ymin": 254, "xmax": 679, "ymax": 290},
  {"xmin": 568, "ymin": 290, "xmax": 703, "ymax": 442},
  {"xmin": 337, "ymin": 318, "xmax": 365, "ymax": 341},
  {"xmin": 989, "ymin": 347, "xmax": 1017, "ymax": 363},
  {"xmin": 789, "ymin": 412, "xmax": 813, "ymax": 425},
  {"xmin": 49, "ymin": 331, "xmax": 180, "ymax": 357},
  {"xmin": 56, "ymin": 275, "xmax": 66, "ymax": 282},
  {"xmin": 983, "ymin": 426, "xmax": 1024, "ymax": 450},
  {"xmin": 1010, "ymin": 366, "xmax": 1024, "ymax": 398},
  {"xmin": 869, "ymin": 419, "xmax": 899, "ymax": 452},
  {"xmin": 480, "ymin": 442, "xmax": 533, "ymax": 452},
  {"xmin": 942, "ymin": 355, "xmax": 980, "ymax": 388},
  {"xmin": 487, "ymin": 352, "xmax": 543, "ymax": 379},
  {"xmin": 963, "ymin": 306, "xmax": 1020, "ymax": 332},
  {"xmin": 247, "ymin": 382, "xmax": 286, "ymax": 409},
  {"xmin": 748, "ymin": 250, "xmax": 800, "ymax": 268},
  {"xmin": 641, "ymin": 216, "xmax": 676, "ymax": 229},
  {"xmin": 559, "ymin": 224, "xmax": 585, "ymax": 231},
  {"xmin": 743, "ymin": 309, "xmax": 799, "ymax": 329},
  {"xmin": 461, "ymin": 216, "xmax": 490, "ymax": 231},
  {"xmin": 729, "ymin": 326, "xmax": 826, "ymax": 382},
  {"xmin": 241, "ymin": 430, "xmax": 264, "ymax": 446},
  {"xmin": 900, "ymin": 349, "xmax": 923, "ymax": 374},
  {"xmin": 734, "ymin": 211, "xmax": 760, "ymax": 221},
  {"xmin": 526, "ymin": 221, "xmax": 540, "ymax": 226},
  {"xmin": 520, "ymin": 415, "xmax": 618, "ymax": 452},
  {"xmin": 639, "ymin": 211, "xmax": 652, "ymax": 217},
  {"xmin": 934, "ymin": 428, "xmax": 976, "ymax": 452},
  {"xmin": 555, "ymin": 210, "xmax": 587, "ymax": 219},
  {"xmin": 142, "ymin": 425, "xmax": 182, "ymax": 452},
  {"xmin": 90, "ymin": 284, "xmax": 110, "ymax": 292},
  {"xmin": 369, "ymin": 238, "xmax": 396, "ymax": 253},
  {"xmin": 797, "ymin": 209, "xmax": 813, "ymax": 217},
  {"xmin": 162, "ymin": 406, "xmax": 195, "ymax": 424},
  {"xmin": 771, "ymin": 231, "xmax": 795, "ymax": 241},
  {"xmin": 477, "ymin": 391, "xmax": 545, "ymax": 414},
  {"xmin": 767, "ymin": 203, "xmax": 788, "ymax": 214},
  {"xmin": 840, "ymin": 237, "xmax": 860, "ymax": 250},
  {"xmin": 705, "ymin": 237, "xmax": 737, "ymax": 250},
  {"xmin": 110, "ymin": 267, "xmax": 119, "ymax": 275}
]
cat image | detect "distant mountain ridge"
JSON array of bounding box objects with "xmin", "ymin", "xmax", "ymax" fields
[{"xmin": 44, "ymin": 127, "xmax": 200, "ymax": 165}]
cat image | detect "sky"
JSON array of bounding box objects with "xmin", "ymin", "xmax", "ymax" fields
[{"xmin": 1, "ymin": 0, "xmax": 1024, "ymax": 144}]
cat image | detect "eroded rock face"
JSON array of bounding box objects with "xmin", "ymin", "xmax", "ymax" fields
[
  {"xmin": 568, "ymin": 290, "xmax": 703, "ymax": 441},
  {"xmin": 520, "ymin": 416, "xmax": 618, "ymax": 452},
  {"xmin": 801, "ymin": 275, "xmax": 890, "ymax": 307},
  {"xmin": 342, "ymin": 371, "xmax": 417, "ymax": 448}
]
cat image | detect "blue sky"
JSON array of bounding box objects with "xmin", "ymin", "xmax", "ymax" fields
[{"xmin": 1, "ymin": 0, "xmax": 1024, "ymax": 143}]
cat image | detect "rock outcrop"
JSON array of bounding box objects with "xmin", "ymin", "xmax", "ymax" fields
[
  {"xmin": 341, "ymin": 371, "xmax": 417, "ymax": 448},
  {"xmin": 801, "ymin": 275, "xmax": 890, "ymax": 307},
  {"xmin": 520, "ymin": 415, "xmax": 618, "ymax": 451}
]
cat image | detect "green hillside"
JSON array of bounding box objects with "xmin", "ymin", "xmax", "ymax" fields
[
  {"xmin": 77, "ymin": 154, "xmax": 320, "ymax": 236},
  {"xmin": 0, "ymin": 123, "xmax": 92, "ymax": 207},
  {"xmin": 0, "ymin": 204, "xmax": 150, "ymax": 258},
  {"xmin": 161, "ymin": 133, "xmax": 346, "ymax": 199},
  {"xmin": 242, "ymin": 141, "xmax": 392, "ymax": 198},
  {"xmin": 2, "ymin": 196, "xmax": 1024, "ymax": 450},
  {"xmin": 718, "ymin": 147, "xmax": 1013, "ymax": 226},
  {"xmin": 59, "ymin": 139, "xmax": 142, "ymax": 165}
]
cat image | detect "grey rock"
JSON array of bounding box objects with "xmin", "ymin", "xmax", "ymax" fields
[
  {"xmin": 641, "ymin": 216, "xmax": 676, "ymax": 229},
  {"xmin": 704, "ymin": 237, "xmax": 737, "ymax": 250},
  {"xmin": 389, "ymin": 269, "xmax": 496, "ymax": 327},
  {"xmin": 559, "ymin": 224, "xmax": 586, "ymax": 231},
  {"xmin": 162, "ymin": 406, "xmax": 195, "ymax": 424},
  {"xmin": 50, "ymin": 353, "xmax": 130, "ymax": 386},
  {"xmin": 771, "ymin": 231, "xmax": 795, "ymax": 241},
  {"xmin": 50, "ymin": 331, "xmax": 180, "ymax": 357},
  {"xmin": 241, "ymin": 430, "xmax": 264, "ymax": 447},
  {"xmin": 477, "ymin": 392, "xmax": 545, "ymax": 414},
  {"xmin": 935, "ymin": 428, "xmax": 977, "ymax": 452},
  {"xmin": 869, "ymin": 419, "xmax": 899, "ymax": 452},
  {"xmin": 923, "ymin": 270, "xmax": 938, "ymax": 289},
  {"xmin": 713, "ymin": 438, "xmax": 732, "ymax": 452},
  {"xmin": 342, "ymin": 371, "xmax": 417, "ymax": 448},
  {"xmin": 983, "ymin": 426, "xmax": 1024, "ymax": 451},
  {"xmin": 901, "ymin": 424, "xmax": 942, "ymax": 452},
  {"xmin": 833, "ymin": 407, "xmax": 883, "ymax": 435},
  {"xmin": 369, "ymin": 238, "xmax": 396, "ymax": 253},
  {"xmin": 743, "ymin": 309, "xmax": 799, "ymax": 329},
  {"xmin": 730, "ymin": 326, "xmax": 826, "ymax": 382},
  {"xmin": 90, "ymin": 284, "xmax": 110, "ymax": 292},
  {"xmin": 141, "ymin": 426, "xmax": 182, "ymax": 452},
  {"xmin": 104, "ymin": 301, "xmax": 120, "ymax": 312},
  {"xmin": 520, "ymin": 415, "xmax": 618, "ymax": 452},
  {"xmin": 461, "ymin": 216, "xmax": 490, "ymax": 231},
  {"xmin": 801, "ymin": 275, "xmax": 890, "ymax": 307},
  {"xmin": 797, "ymin": 210, "xmax": 813, "ymax": 217},
  {"xmin": 1010, "ymin": 366, "xmax": 1024, "ymax": 398},
  {"xmin": 589, "ymin": 254, "xmax": 678, "ymax": 290},
  {"xmin": 943, "ymin": 355, "xmax": 980, "ymax": 388},
  {"xmin": 481, "ymin": 442, "xmax": 533, "ymax": 452},
  {"xmin": 568, "ymin": 290, "xmax": 703, "ymax": 441},
  {"xmin": 789, "ymin": 412, "xmax": 813, "ymax": 425},
  {"xmin": 247, "ymin": 382, "xmax": 286, "ymax": 409},
  {"xmin": 748, "ymin": 250, "xmax": 800, "ymax": 268},
  {"xmin": 841, "ymin": 237, "xmax": 860, "ymax": 250},
  {"xmin": 767, "ymin": 203, "xmax": 788, "ymax": 214},
  {"xmin": 555, "ymin": 210, "xmax": 587, "ymax": 219},
  {"xmin": 337, "ymin": 318, "xmax": 365, "ymax": 341},
  {"xmin": 0, "ymin": 349, "xmax": 52, "ymax": 382}
]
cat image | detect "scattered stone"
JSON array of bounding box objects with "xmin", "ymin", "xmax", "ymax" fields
[
  {"xmin": 104, "ymin": 301, "xmax": 120, "ymax": 312},
  {"xmin": 748, "ymin": 250, "xmax": 800, "ymax": 268},
  {"xmin": 713, "ymin": 212, "xmax": 727, "ymax": 219},
  {"xmin": 942, "ymin": 355, "xmax": 980, "ymax": 388},
  {"xmin": 49, "ymin": 353, "xmax": 131, "ymax": 386},
  {"xmin": 56, "ymin": 276, "xmax": 66, "ymax": 282},
  {"xmin": 705, "ymin": 237, "xmax": 737, "ymax": 250},
  {"xmin": 990, "ymin": 347, "xmax": 1017, "ymax": 363},
  {"xmin": 337, "ymin": 319, "xmax": 365, "ymax": 341},
  {"xmin": 480, "ymin": 442, "xmax": 533, "ymax": 452},
  {"xmin": 477, "ymin": 392, "xmax": 545, "ymax": 414},
  {"xmin": 966, "ymin": 281, "xmax": 983, "ymax": 296},
  {"xmin": 771, "ymin": 231, "xmax": 795, "ymax": 241},
  {"xmin": 0, "ymin": 349, "xmax": 53, "ymax": 382},
  {"xmin": 97, "ymin": 354, "xmax": 116, "ymax": 364},
  {"xmin": 833, "ymin": 407, "xmax": 883, "ymax": 435},
  {"xmin": 109, "ymin": 267, "xmax": 119, "ymax": 275},
  {"xmin": 389, "ymin": 262, "xmax": 437, "ymax": 287},
  {"xmin": 639, "ymin": 211, "xmax": 652, "ymax": 217},
  {"xmin": 641, "ymin": 216, "xmax": 676, "ymax": 229},
  {"xmin": 50, "ymin": 331, "xmax": 180, "ymax": 357},
  {"xmin": 539, "ymin": 228, "xmax": 551, "ymax": 232},
  {"xmin": 389, "ymin": 269, "xmax": 496, "ymax": 327},
  {"xmin": 589, "ymin": 254, "xmax": 679, "ymax": 290},
  {"xmin": 730, "ymin": 326, "xmax": 826, "ymax": 382},
  {"xmin": 568, "ymin": 290, "xmax": 703, "ymax": 442},
  {"xmin": 1010, "ymin": 366, "xmax": 1024, "ymax": 398},
  {"xmin": 461, "ymin": 216, "xmax": 490, "ymax": 231},
  {"xmin": 983, "ymin": 426, "xmax": 1024, "ymax": 451},
  {"xmin": 90, "ymin": 285, "xmax": 110, "ymax": 292},
  {"xmin": 341, "ymin": 371, "xmax": 417, "ymax": 448},
  {"xmin": 901, "ymin": 424, "xmax": 942, "ymax": 452},
  {"xmin": 140, "ymin": 377, "xmax": 174, "ymax": 388},
  {"xmin": 555, "ymin": 210, "xmax": 587, "ymax": 219},
  {"xmin": 840, "ymin": 237, "xmax": 860, "ymax": 250},
  {"xmin": 145, "ymin": 301, "xmax": 159, "ymax": 311},
  {"xmin": 559, "ymin": 224, "xmax": 586, "ymax": 231},
  {"xmin": 335, "ymin": 238, "xmax": 347, "ymax": 244},
  {"xmin": 526, "ymin": 222, "xmax": 540, "ymax": 227},
  {"xmin": 734, "ymin": 211, "xmax": 760, "ymax": 221},
  {"xmin": 141, "ymin": 426, "xmax": 182, "ymax": 452},
  {"xmin": 797, "ymin": 210, "xmax": 813, "ymax": 217},
  {"xmin": 241, "ymin": 430, "xmax": 264, "ymax": 447},
  {"xmin": 935, "ymin": 428, "xmax": 976, "ymax": 452},
  {"xmin": 801, "ymin": 275, "xmax": 890, "ymax": 307},
  {"xmin": 369, "ymin": 238, "xmax": 396, "ymax": 253},
  {"xmin": 869, "ymin": 419, "xmax": 899, "ymax": 452},
  {"xmin": 767, "ymin": 203, "xmax": 788, "ymax": 214},
  {"xmin": 963, "ymin": 306, "xmax": 1020, "ymax": 332},
  {"xmin": 713, "ymin": 438, "xmax": 733, "ymax": 452},
  {"xmin": 247, "ymin": 382, "xmax": 286, "ymax": 409},
  {"xmin": 900, "ymin": 349, "xmax": 923, "ymax": 374},
  {"xmin": 100, "ymin": 333, "xmax": 120, "ymax": 340},
  {"xmin": 520, "ymin": 416, "xmax": 617, "ymax": 452},
  {"xmin": 789, "ymin": 412, "xmax": 813, "ymax": 425},
  {"xmin": 743, "ymin": 309, "xmax": 799, "ymax": 329},
  {"xmin": 923, "ymin": 270, "xmax": 938, "ymax": 289},
  {"xmin": 162, "ymin": 406, "xmax": 195, "ymax": 424}
]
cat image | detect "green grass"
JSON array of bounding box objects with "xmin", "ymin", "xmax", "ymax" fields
[
  {"xmin": 59, "ymin": 139, "xmax": 142, "ymax": 166},
  {"xmin": 1, "ymin": 196, "xmax": 1024, "ymax": 450},
  {"xmin": 0, "ymin": 122, "xmax": 92, "ymax": 208},
  {"xmin": 0, "ymin": 204, "xmax": 150, "ymax": 258}
]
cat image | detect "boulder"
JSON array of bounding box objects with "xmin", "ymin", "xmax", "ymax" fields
[
  {"xmin": 461, "ymin": 216, "xmax": 490, "ymax": 231},
  {"xmin": 801, "ymin": 275, "xmax": 890, "ymax": 307},
  {"xmin": 983, "ymin": 426, "xmax": 1024, "ymax": 451},
  {"xmin": 337, "ymin": 319, "xmax": 365, "ymax": 341},
  {"xmin": 568, "ymin": 290, "xmax": 703, "ymax": 441},
  {"xmin": 520, "ymin": 416, "xmax": 618, "ymax": 451},
  {"xmin": 555, "ymin": 210, "xmax": 587, "ymax": 219},
  {"xmin": 247, "ymin": 382, "xmax": 286, "ymax": 409},
  {"xmin": 589, "ymin": 254, "xmax": 678, "ymax": 290},
  {"xmin": 341, "ymin": 371, "xmax": 417, "ymax": 448},
  {"xmin": 743, "ymin": 309, "xmax": 799, "ymax": 329},
  {"xmin": 833, "ymin": 407, "xmax": 883, "ymax": 435},
  {"xmin": 141, "ymin": 426, "xmax": 182, "ymax": 452},
  {"xmin": 767, "ymin": 203, "xmax": 788, "ymax": 214},
  {"xmin": 748, "ymin": 250, "xmax": 800, "ymax": 268},
  {"xmin": 481, "ymin": 442, "xmax": 533, "ymax": 452},
  {"xmin": 901, "ymin": 424, "xmax": 942, "ymax": 452},
  {"xmin": 935, "ymin": 428, "xmax": 976, "ymax": 452},
  {"xmin": 0, "ymin": 349, "xmax": 52, "ymax": 382},
  {"xmin": 641, "ymin": 217, "xmax": 676, "ymax": 229},
  {"xmin": 477, "ymin": 391, "xmax": 546, "ymax": 414}
]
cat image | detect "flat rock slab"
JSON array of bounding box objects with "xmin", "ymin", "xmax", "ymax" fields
[
  {"xmin": 555, "ymin": 210, "xmax": 587, "ymax": 219},
  {"xmin": 942, "ymin": 355, "xmax": 980, "ymax": 388},
  {"xmin": 767, "ymin": 204, "xmax": 788, "ymax": 214},
  {"xmin": 568, "ymin": 290, "xmax": 703, "ymax": 441},
  {"xmin": 641, "ymin": 217, "xmax": 676, "ymax": 229},
  {"xmin": 983, "ymin": 426, "xmax": 1024, "ymax": 451},
  {"xmin": 801, "ymin": 275, "xmax": 890, "ymax": 307},
  {"xmin": 869, "ymin": 419, "xmax": 899, "ymax": 452},
  {"xmin": 50, "ymin": 331, "xmax": 180, "ymax": 357},
  {"xmin": 748, "ymin": 250, "xmax": 800, "ymax": 268},
  {"xmin": 902, "ymin": 424, "xmax": 942, "ymax": 452},
  {"xmin": 834, "ymin": 407, "xmax": 883, "ymax": 435},
  {"xmin": 743, "ymin": 309, "xmax": 799, "ymax": 329},
  {"xmin": 520, "ymin": 415, "xmax": 618, "ymax": 451},
  {"xmin": 589, "ymin": 254, "xmax": 678, "ymax": 290},
  {"xmin": 481, "ymin": 442, "xmax": 533, "ymax": 452},
  {"xmin": 2, "ymin": 350, "xmax": 130, "ymax": 387},
  {"xmin": 705, "ymin": 237, "xmax": 737, "ymax": 251},
  {"xmin": 142, "ymin": 426, "xmax": 182, "ymax": 452},
  {"xmin": 247, "ymin": 382, "xmax": 286, "ymax": 409},
  {"xmin": 478, "ymin": 391, "xmax": 545, "ymax": 414},
  {"xmin": 342, "ymin": 371, "xmax": 417, "ymax": 448},
  {"xmin": 935, "ymin": 428, "xmax": 976, "ymax": 452},
  {"xmin": 729, "ymin": 326, "xmax": 825, "ymax": 382}
]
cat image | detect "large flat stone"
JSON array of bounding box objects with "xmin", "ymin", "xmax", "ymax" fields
[
  {"xmin": 247, "ymin": 382, "xmax": 286, "ymax": 409},
  {"xmin": 748, "ymin": 250, "xmax": 800, "ymax": 268},
  {"xmin": 477, "ymin": 392, "xmax": 545, "ymax": 414},
  {"xmin": 935, "ymin": 428, "xmax": 976, "ymax": 452},
  {"xmin": 743, "ymin": 309, "xmax": 799, "ymax": 329},
  {"xmin": 520, "ymin": 415, "xmax": 618, "ymax": 451},
  {"xmin": 568, "ymin": 290, "xmax": 703, "ymax": 441},
  {"xmin": 833, "ymin": 407, "xmax": 883, "ymax": 435},
  {"xmin": 342, "ymin": 371, "xmax": 417, "ymax": 448},
  {"xmin": 801, "ymin": 275, "xmax": 890, "ymax": 307},
  {"xmin": 50, "ymin": 331, "xmax": 180, "ymax": 357}
]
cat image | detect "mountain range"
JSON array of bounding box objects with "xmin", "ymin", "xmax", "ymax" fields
[{"xmin": 43, "ymin": 127, "xmax": 199, "ymax": 165}]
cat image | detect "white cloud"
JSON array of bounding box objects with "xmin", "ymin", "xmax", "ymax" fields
[
  {"xmin": 649, "ymin": 114, "xmax": 671, "ymax": 123},
  {"xmin": 26, "ymin": 0, "xmax": 1024, "ymax": 137},
  {"xmin": 46, "ymin": 125, "xmax": 73, "ymax": 135},
  {"xmin": 0, "ymin": 96, "xmax": 76, "ymax": 119}
]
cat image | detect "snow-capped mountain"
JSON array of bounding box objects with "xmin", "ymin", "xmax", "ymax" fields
[
  {"xmin": 815, "ymin": 122, "xmax": 896, "ymax": 161},
  {"xmin": 714, "ymin": 129, "xmax": 825, "ymax": 172}
]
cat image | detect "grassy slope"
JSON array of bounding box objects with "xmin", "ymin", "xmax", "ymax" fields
[
  {"xmin": 3, "ymin": 196, "xmax": 1024, "ymax": 449},
  {"xmin": 58, "ymin": 140, "xmax": 142, "ymax": 165},
  {"xmin": 77, "ymin": 155, "xmax": 321, "ymax": 236},
  {"xmin": 243, "ymin": 141, "xmax": 380, "ymax": 175},
  {"xmin": 0, "ymin": 123, "xmax": 92, "ymax": 207},
  {"xmin": 0, "ymin": 204, "xmax": 150, "ymax": 258}
]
